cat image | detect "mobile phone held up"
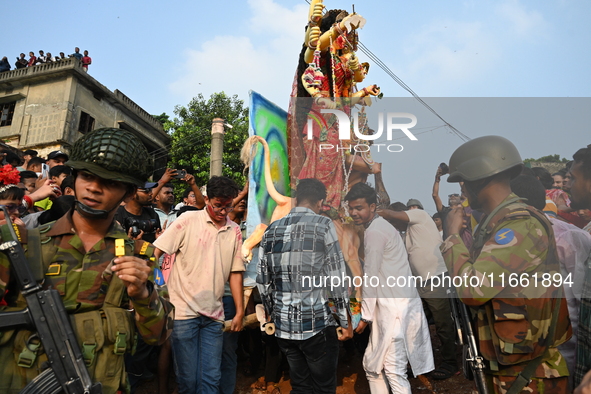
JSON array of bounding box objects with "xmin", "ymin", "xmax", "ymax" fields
[
  {"xmin": 41, "ymin": 163, "xmax": 49, "ymax": 178},
  {"xmin": 173, "ymin": 169, "xmax": 187, "ymax": 179}
]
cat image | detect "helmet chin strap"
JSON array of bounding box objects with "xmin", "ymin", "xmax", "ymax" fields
[
  {"xmin": 74, "ymin": 197, "xmax": 125, "ymax": 220},
  {"xmin": 463, "ymin": 177, "xmax": 494, "ymax": 210}
]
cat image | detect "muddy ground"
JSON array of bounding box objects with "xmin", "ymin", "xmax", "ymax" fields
[{"xmin": 137, "ymin": 325, "xmax": 476, "ymax": 394}]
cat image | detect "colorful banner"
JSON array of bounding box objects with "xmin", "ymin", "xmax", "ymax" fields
[{"xmin": 246, "ymin": 90, "xmax": 290, "ymax": 238}]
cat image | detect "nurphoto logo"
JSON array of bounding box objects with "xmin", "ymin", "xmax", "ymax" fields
[{"xmin": 308, "ymin": 109, "xmax": 419, "ymax": 153}]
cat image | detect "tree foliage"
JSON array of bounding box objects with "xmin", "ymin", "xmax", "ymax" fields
[
  {"xmin": 168, "ymin": 92, "xmax": 249, "ymax": 187},
  {"xmin": 152, "ymin": 112, "xmax": 170, "ymax": 126},
  {"xmin": 523, "ymin": 154, "xmax": 569, "ymax": 166}
]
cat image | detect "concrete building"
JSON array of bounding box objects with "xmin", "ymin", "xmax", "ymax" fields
[{"xmin": 0, "ymin": 58, "xmax": 169, "ymax": 170}]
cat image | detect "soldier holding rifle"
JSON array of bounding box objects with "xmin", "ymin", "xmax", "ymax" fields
[
  {"xmin": 0, "ymin": 128, "xmax": 173, "ymax": 394},
  {"xmin": 441, "ymin": 136, "xmax": 571, "ymax": 393}
]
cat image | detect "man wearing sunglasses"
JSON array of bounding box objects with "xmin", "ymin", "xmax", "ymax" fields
[
  {"xmin": 1, "ymin": 202, "xmax": 28, "ymax": 219},
  {"xmin": 115, "ymin": 181, "xmax": 161, "ymax": 243},
  {"xmin": 154, "ymin": 175, "xmax": 245, "ymax": 394}
]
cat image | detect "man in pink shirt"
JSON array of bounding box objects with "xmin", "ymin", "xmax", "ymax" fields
[{"xmin": 154, "ymin": 176, "xmax": 245, "ymax": 394}]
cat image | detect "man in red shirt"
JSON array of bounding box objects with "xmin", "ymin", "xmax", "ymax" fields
[
  {"xmin": 27, "ymin": 51, "xmax": 36, "ymax": 67},
  {"xmin": 82, "ymin": 50, "xmax": 92, "ymax": 72}
]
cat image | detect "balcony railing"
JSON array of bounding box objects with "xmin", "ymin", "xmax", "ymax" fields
[
  {"xmin": 0, "ymin": 58, "xmax": 80, "ymax": 81},
  {"xmin": 0, "ymin": 59, "xmax": 165, "ymax": 135}
]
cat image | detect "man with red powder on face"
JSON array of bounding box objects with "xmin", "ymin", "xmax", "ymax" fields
[{"xmin": 154, "ymin": 175, "xmax": 245, "ymax": 394}]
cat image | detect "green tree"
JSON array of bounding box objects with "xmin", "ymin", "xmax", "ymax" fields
[
  {"xmin": 168, "ymin": 92, "xmax": 249, "ymax": 187},
  {"xmin": 152, "ymin": 112, "xmax": 170, "ymax": 127},
  {"xmin": 524, "ymin": 154, "xmax": 569, "ymax": 167}
]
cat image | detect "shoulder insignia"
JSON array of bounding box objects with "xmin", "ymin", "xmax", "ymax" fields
[
  {"xmin": 494, "ymin": 228, "xmax": 515, "ymax": 245},
  {"xmin": 133, "ymin": 240, "xmax": 154, "ymax": 257},
  {"xmin": 153, "ymin": 267, "xmax": 165, "ymax": 286},
  {"xmin": 140, "ymin": 241, "xmax": 150, "ymax": 255}
]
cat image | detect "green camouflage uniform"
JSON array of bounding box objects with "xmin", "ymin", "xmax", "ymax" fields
[
  {"xmin": 0, "ymin": 211, "xmax": 174, "ymax": 394},
  {"xmin": 575, "ymin": 254, "xmax": 591, "ymax": 386},
  {"xmin": 441, "ymin": 194, "xmax": 572, "ymax": 393}
]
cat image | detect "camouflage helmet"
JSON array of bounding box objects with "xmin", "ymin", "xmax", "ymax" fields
[
  {"xmin": 66, "ymin": 128, "xmax": 153, "ymax": 186},
  {"xmin": 447, "ymin": 135, "xmax": 523, "ymax": 183}
]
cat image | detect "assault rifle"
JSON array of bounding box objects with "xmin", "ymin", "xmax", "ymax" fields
[
  {"xmin": 447, "ymin": 286, "xmax": 489, "ymax": 394},
  {"xmin": 0, "ymin": 207, "xmax": 102, "ymax": 394}
]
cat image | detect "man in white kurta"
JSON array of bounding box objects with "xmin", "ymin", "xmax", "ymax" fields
[{"xmin": 345, "ymin": 183, "xmax": 434, "ymax": 394}]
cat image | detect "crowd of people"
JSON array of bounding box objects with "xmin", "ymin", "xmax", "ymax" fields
[
  {"xmin": 0, "ymin": 47, "xmax": 92, "ymax": 73},
  {"xmin": 0, "ymin": 129, "xmax": 591, "ymax": 394}
]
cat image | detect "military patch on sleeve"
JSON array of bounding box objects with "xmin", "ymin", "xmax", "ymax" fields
[
  {"xmin": 494, "ymin": 228, "xmax": 515, "ymax": 245},
  {"xmin": 154, "ymin": 267, "xmax": 165, "ymax": 286}
]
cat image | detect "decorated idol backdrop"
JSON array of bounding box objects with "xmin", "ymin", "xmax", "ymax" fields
[{"xmin": 242, "ymin": 2, "xmax": 389, "ymax": 329}]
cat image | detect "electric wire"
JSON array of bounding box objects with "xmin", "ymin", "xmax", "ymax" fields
[
  {"xmin": 154, "ymin": 2, "xmax": 471, "ymax": 166},
  {"xmin": 148, "ymin": 130, "xmax": 210, "ymax": 161},
  {"xmin": 357, "ymin": 42, "xmax": 470, "ymax": 141},
  {"xmin": 303, "ymin": 0, "xmax": 470, "ymax": 142}
]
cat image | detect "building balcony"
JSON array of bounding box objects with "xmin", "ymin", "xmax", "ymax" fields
[{"xmin": 0, "ymin": 58, "xmax": 167, "ymax": 138}]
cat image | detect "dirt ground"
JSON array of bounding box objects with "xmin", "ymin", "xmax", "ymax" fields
[{"xmin": 136, "ymin": 325, "xmax": 477, "ymax": 394}]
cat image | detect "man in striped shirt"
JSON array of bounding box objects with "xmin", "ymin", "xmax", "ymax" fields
[{"xmin": 257, "ymin": 178, "xmax": 352, "ymax": 394}]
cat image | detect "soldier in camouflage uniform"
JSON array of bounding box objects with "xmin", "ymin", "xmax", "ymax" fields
[
  {"xmin": 0, "ymin": 128, "xmax": 174, "ymax": 394},
  {"xmin": 441, "ymin": 136, "xmax": 571, "ymax": 393},
  {"xmin": 569, "ymin": 144, "xmax": 591, "ymax": 393}
]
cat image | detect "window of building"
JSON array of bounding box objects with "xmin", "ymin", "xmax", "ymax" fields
[
  {"xmin": 78, "ymin": 111, "xmax": 95, "ymax": 134},
  {"xmin": 0, "ymin": 101, "xmax": 16, "ymax": 127}
]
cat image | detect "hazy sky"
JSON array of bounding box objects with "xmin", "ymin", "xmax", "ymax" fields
[{"xmin": 6, "ymin": 0, "xmax": 590, "ymax": 211}]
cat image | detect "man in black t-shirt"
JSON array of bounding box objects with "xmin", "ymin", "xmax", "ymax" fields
[
  {"xmin": 115, "ymin": 181, "xmax": 161, "ymax": 243},
  {"xmin": 114, "ymin": 181, "xmax": 162, "ymax": 390}
]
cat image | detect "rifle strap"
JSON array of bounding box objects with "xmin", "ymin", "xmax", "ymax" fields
[
  {"xmin": 0, "ymin": 224, "xmax": 49, "ymax": 281},
  {"xmin": 22, "ymin": 222, "xmax": 126, "ymax": 307},
  {"xmin": 505, "ymin": 293, "xmax": 562, "ymax": 394},
  {"xmin": 25, "ymin": 227, "xmax": 45, "ymax": 282}
]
